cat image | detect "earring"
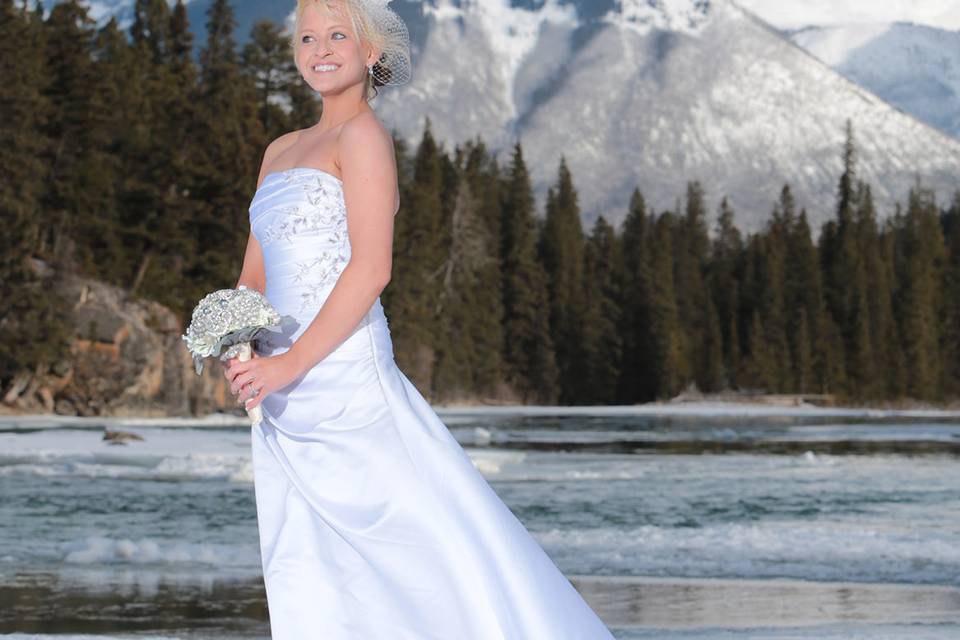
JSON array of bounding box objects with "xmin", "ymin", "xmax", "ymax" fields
[{"xmin": 367, "ymin": 65, "xmax": 373, "ymax": 76}]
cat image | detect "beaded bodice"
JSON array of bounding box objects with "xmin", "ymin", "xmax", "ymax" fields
[{"xmin": 249, "ymin": 167, "xmax": 350, "ymax": 317}]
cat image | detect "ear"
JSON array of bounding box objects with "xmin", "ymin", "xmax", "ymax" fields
[{"xmin": 365, "ymin": 44, "xmax": 382, "ymax": 68}]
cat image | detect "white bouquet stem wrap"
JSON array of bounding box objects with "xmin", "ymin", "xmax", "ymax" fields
[
  {"xmin": 233, "ymin": 341, "xmax": 262, "ymax": 426},
  {"xmin": 181, "ymin": 285, "xmax": 295, "ymax": 427}
]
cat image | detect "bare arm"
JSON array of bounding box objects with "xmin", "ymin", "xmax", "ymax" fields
[
  {"xmin": 234, "ymin": 133, "xmax": 300, "ymax": 293},
  {"xmin": 285, "ymin": 116, "xmax": 397, "ymax": 375},
  {"xmin": 235, "ymin": 231, "xmax": 266, "ymax": 293}
]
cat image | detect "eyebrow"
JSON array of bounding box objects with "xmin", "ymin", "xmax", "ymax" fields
[{"xmin": 300, "ymin": 23, "xmax": 347, "ymax": 32}]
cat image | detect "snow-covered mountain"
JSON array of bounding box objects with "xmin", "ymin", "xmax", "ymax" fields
[
  {"xmin": 734, "ymin": 0, "xmax": 960, "ymax": 140},
  {"xmin": 786, "ymin": 23, "xmax": 960, "ymax": 141},
  {"xmin": 65, "ymin": 0, "xmax": 960, "ymax": 232},
  {"xmin": 735, "ymin": 0, "xmax": 960, "ymax": 31},
  {"xmin": 374, "ymin": 0, "xmax": 960, "ymax": 232}
]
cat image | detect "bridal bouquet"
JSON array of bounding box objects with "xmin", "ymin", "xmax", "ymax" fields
[{"xmin": 182, "ymin": 285, "xmax": 292, "ymax": 426}]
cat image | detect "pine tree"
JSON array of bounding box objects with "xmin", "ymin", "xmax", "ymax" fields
[
  {"xmin": 894, "ymin": 182, "xmax": 947, "ymax": 399},
  {"xmin": 648, "ymin": 212, "xmax": 685, "ymax": 398},
  {"xmin": 742, "ymin": 308, "xmax": 774, "ymax": 390},
  {"xmin": 617, "ymin": 189, "xmax": 656, "ymax": 402},
  {"xmin": 709, "ymin": 197, "xmax": 742, "ymax": 389},
  {"xmin": 1, "ymin": 0, "xmax": 48, "ymax": 210},
  {"xmin": 675, "ymin": 181, "xmax": 710, "ymax": 389},
  {"xmin": 538, "ymin": 156, "xmax": 586, "ymax": 403},
  {"xmin": 500, "ymin": 141, "xmax": 559, "ymax": 403},
  {"xmin": 854, "ymin": 181, "xmax": 898, "ymax": 399},
  {"xmin": 150, "ymin": 0, "xmax": 204, "ymax": 315},
  {"xmin": 581, "ymin": 216, "xmax": 623, "ymax": 404},
  {"xmin": 700, "ymin": 294, "xmax": 724, "ymax": 393},
  {"xmin": 738, "ymin": 192, "xmax": 791, "ymax": 392},
  {"xmin": 786, "ymin": 209, "xmax": 826, "ymax": 393},
  {"xmin": 243, "ymin": 19, "xmax": 313, "ymax": 139},
  {"xmin": 131, "ymin": 0, "xmax": 172, "ymax": 64},
  {"xmin": 793, "ymin": 307, "xmax": 813, "ymax": 392},
  {"xmin": 101, "ymin": 7, "xmax": 189, "ymax": 300},
  {"xmin": 458, "ymin": 139, "xmax": 507, "ymax": 397},
  {"xmin": 185, "ymin": 0, "xmax": 263, "ymax": 308},
  {"xmin": 0, "ymin": 0, "xmax": 71, "ymax": 382},
  {"xmin": 169, "ymin": 0, "xmax": 193, "ymax": 67},
  {"xmin": 878, "ymin": 217, "xmax": 907, "ymax": 398},
  {"xmin": 737, "ymin": 233, "xmax": 773, "ymax": 391},
  {"xmin": 941, "ymin": 191, "xmax": 960, "ymax": 398},
  {"xmin": 431, "ymin": 160, "xmax": 504, "ymax": 402},
  {"xmin": 38, "ymin": 0, "xmax": 117, "ymax": 274},
  {"xmin": 387, "ymin": 120, "xmax": 446, "ymax": 391},
  {"xmin": 821, "ymin": 120, "xmax": 878, "ymax": 398},
  {"xmin": 94, "ymin": 16, "xmax": 149, "ymax": 287}
]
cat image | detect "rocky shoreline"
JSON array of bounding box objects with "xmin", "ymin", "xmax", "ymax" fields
[
  {"xmin": 5, "ymin": 272, "xmax": 960, "ymax": 419},
  {"xmin": 1, "ymin": 272, "xmax": 239, "ymax": 418}
]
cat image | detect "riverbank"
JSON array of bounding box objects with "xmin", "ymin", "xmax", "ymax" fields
[
  {"xmin": 3, "ymin": 573, "xmax": 958, "ymax": 639},
  {"xmin": 6, "ymin": 398, "xmax": 960, "ymax": 429}
]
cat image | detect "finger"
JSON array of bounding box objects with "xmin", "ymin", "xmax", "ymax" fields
[
  {"xmin": 236, "ymin": 380, "xmax": 254, "ymax": 397},
  {"xmin": 226, "ymin": 361, "xmax": 250, "ymax": 384},
  {"xmin": 231, "ymin": 375, "xmax": 249, "ymax": 395},
  {"xmin": 230, "ymin": 371, "xmax": 260, "ymax": 393},
  {"xmin": 233, "ymin": 377, "xmax": 254, "ymax": 396},
  {"xmin": 235, "ymin": 374, "xmax": 257, "ymax": 395},
  {"xmin": 224, "ymin": 360, "xmax": 240, "ymax": 379}
]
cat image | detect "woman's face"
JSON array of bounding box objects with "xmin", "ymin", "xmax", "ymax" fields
[{"xmin": 295, "ymin": 1, "xmax": 373, "ymax": 94}]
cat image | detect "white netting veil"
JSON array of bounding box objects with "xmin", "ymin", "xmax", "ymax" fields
[{"xmin": 292, "ymin": 0, "xmax": 412, "ymax": 90}]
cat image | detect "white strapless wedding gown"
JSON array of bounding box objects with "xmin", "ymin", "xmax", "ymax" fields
[{"xmin": 248, "ymin": 166, "xmax": 615, "ymax": 639}]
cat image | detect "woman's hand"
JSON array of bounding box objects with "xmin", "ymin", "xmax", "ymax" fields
[{"xmin": 223, "ymin": 350, "xmax": 304, "ymax": 410}]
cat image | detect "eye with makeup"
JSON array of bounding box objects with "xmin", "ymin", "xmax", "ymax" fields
[{"xmin": 300, "ymin": 30, "xmax": 346, "ymax": 44}]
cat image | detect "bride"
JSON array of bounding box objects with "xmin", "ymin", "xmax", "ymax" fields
[{"xmin": 224, "ymin": 1, "xmax": 615, "ymax": 637}]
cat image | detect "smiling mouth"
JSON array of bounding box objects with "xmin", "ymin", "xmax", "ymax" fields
[{"xmin": 312, "ymin": 63, "xmax": 340, "ymax": 73}]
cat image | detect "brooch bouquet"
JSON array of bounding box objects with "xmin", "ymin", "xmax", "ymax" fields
[{"xmin": 182, "ymin": 285, "xmax": 293, "ymax": 426}]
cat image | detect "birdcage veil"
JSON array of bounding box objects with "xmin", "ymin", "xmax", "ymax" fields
[{"xmin": 291, "ymin": 0, "xmax": 412, "ymax": 89}]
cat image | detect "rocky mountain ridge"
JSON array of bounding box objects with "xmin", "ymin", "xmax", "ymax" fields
[{"xmin": 58, "ymin": 0, "xmax": 960, "ymax": 232}]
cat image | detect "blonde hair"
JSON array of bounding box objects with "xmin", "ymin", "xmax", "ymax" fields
[{"xmin": 290, "ymin": 0, "xmax": 396, "ymax": 100}]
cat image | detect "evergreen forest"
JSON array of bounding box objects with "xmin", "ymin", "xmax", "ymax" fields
[{"xmin": 3, "ymin": 0, "xmax": 960, "ymax": 407}]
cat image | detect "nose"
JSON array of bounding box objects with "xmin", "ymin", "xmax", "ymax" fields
[
  {"xmin": 305, "ymin": 39, "xmax": 331, "ymax": 61},
  {"xmin": 317, "ymin": 37, "xmax": 333, "ymax": 57}
]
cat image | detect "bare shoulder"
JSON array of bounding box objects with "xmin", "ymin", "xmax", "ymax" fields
[
  {"xmin": 265, "ymin": 130, "xmax": 303, "ymax": 159},
  {"xmin": 256, "ymin": 130, "xmax": 304, "ymax": 186},
  {"xmin": 336, "ymin": 112, "xmax": 395, "ymax": 166},
  {"xmin": 336, "ymin": 113, "xmax": 399, "ymax": 214}
]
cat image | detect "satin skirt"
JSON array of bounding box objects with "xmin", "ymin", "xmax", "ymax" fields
[{"xmin": 250, "ymin": 297, "xmax": 615, "ymax": 639}]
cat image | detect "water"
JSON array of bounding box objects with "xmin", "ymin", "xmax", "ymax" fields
[{"xmin": 2, "ymin": 404, "xmax": 959, "ymax": 637}]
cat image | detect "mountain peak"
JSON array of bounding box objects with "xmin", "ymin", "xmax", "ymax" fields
[{"xmin": 604, "ymin": 0, "xmax": 717, "ymax": 36}]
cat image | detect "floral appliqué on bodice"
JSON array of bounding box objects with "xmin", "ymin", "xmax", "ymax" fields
[{"xmin": 255, "ymin": 168, "xmax": 350, "ymax": 315}]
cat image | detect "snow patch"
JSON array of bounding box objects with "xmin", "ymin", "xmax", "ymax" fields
[
  {"xmin": 792, "ymin": 23, "xmax": 892, "ymax": 66},
  {"xmin": 605, "ymin": 0, "xmax": 715, "ymax": 36},
  {"xmin": 735, "ymin": 0, "xmax": 960, "ymax": 32},
  {"xmin": 424, "ymin": 0, "xmax": 578, "ymax": 92}
]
